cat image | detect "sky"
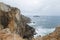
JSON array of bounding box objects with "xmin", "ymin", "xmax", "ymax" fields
[{"xmin": 0, "ymin": 0, "xmax": 60, "ymax": 16}]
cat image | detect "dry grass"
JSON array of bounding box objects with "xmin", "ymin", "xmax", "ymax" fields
[{"xmin": 0, "ymin": 28, "xmax": 24, "ymax": 40}]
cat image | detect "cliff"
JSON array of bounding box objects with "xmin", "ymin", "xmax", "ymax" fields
[{"xmin": 0, "ymin": 2, "xmax": 35, "ymax": 40}]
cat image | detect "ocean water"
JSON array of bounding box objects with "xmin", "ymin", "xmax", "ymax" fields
[{"xmin": 27, "ymin": 15, "xmax": 60, "ymax": 37}]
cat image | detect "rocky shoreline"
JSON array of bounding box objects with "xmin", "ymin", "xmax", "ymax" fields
[
  {"xmin": 0, "ymin": 2, "xmax": 60, "ymax": 40},
  {"xmin": 33, "ymin": 26, "xmax": 60, "ymax": 40}
]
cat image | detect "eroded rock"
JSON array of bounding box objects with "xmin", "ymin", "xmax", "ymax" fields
[{"xmin": 0, "ymin": 2, "xmax": 36, "ymax": 40}]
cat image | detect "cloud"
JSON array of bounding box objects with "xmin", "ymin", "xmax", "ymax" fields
[{"xmin": 0, "ymin": 0, "xmax": 60, "ymax": 16}]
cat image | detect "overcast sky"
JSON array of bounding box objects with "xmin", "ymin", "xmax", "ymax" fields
[{"xmin": 0, "ymin": 0, "xmax": 60, "ymax": 16}]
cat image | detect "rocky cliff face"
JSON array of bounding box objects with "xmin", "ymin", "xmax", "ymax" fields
[
  {"xmin": 34, "ymin": 27, "xmax": 60, "ymax": 40},
  {"xmin": 0, "ymin": 2, "xmax": 35, "ymax": 40},
  {"xmin": 0, "ymin": 2, "xmax": 11, "ymax": 12}
]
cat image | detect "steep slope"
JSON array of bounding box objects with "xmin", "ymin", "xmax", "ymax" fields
[{"xmin": 0, "ymin": 2, "xmax": 36, "ymax": 40}]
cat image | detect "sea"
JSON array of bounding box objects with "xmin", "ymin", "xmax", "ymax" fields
[{"xmin": 26, "ymin": 15, "xmax": 60, "ymax": 37}]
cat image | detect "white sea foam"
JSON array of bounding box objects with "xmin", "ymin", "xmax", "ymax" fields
[
  {"xmin": 34, "ymin": 26, "xmax": 55, "ymax": 37},
  {"xmin": 27, "ymin": 16, "xmax": 59, "ymax": 37},
  {"xmin": 28, "ymin": 23, "xmax": 55, "ymax": 37},
  {"xmin": 28, "ymin": 22, "xmax": 36, "ymax": 26}
]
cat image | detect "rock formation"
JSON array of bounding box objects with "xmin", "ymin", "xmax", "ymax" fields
[
  {"xmin": 0, "ymin": 28, "xmax": 25, "ymax": 40},
  {"xmin": 0, "ymin": 2, "xmax": 36, "ymax": 40}
]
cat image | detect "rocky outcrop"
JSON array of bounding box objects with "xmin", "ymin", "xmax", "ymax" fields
[
  {"xmin": 21, "ymin": 15, "xmax": 31, "ymax": 24},
  {"xmin": 0, "ymin": 2, "xmax": 11, "ymax": 12},
  {"xmin": 34, "ymin": 27, "xmax": 60, "ymax": 40},
  {"xmin": 0, "ymin": 2, "xmax": 36, "ymax": 40},
  {"xmin": 0, "ymin": 28, "xmax": 25, "ymax": 40}
]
